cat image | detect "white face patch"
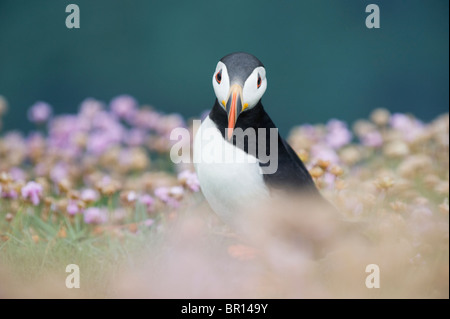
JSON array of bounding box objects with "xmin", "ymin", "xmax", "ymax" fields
[
  {"xmin": 212, "ymin": 61, "xmax": 230, "ymax": 109},
  {"xmin": 212, "ymin": 62, "xmax": 267, "ymax": 111},
  {"xmin": 242, "ymin": 66, "xmax": 267, "ymax": 111}
]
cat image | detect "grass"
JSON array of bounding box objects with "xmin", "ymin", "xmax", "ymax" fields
[
  {"xmin": 0, "ymin": 201, "xmax": 164, "ymax": 297},
  {"xmin": 0, "ymin": 193, "xmax": 237, "ymax": 298}
]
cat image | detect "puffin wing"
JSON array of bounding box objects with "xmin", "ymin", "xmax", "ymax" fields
[
  {"xmin": 261, "ymin": 135, "xmax": 318, "ymax": 192},
  {"xmin": 256, "ymin": 109, "xmax": 317, "ymax": 192}
]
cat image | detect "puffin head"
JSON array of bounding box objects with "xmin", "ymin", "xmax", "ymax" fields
[{"xmin": 212, "ymin": 52, "xmax": 267, "ymax": 140}]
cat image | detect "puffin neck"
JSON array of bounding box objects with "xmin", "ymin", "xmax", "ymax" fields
[{"xmin": 209, "ymin": 99, "xmax": 265, "ymax": 134}]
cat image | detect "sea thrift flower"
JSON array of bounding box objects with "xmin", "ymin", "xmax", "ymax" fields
[
  {"xmin": 310, "ymin": 167, "xmax": 324, "ymax": 178},
  {"xmin": 118, "ymin": 150, "xmax": 133, "ymax": 168},
  {"xmin": 390, "ymin": 113, "xmax": 413, "ymax": 130},
  {"xmin": 325, "ymin": 119, "xmax": 352, "ymax": 149},
  {"xmin": 321, "ymin": 171, "xmax": 338, "ymax": 189},
  {"xmin": 81, "ymin": 189, "xmax": 99, "ymax": 203},
  {"xmin": 91, "ymin": 110, "xmax": 118, "ymax": 130},
  {"xmin": 169, "ymin": 186, "xmax": 184, "ymax": 199},
  {"xmin": 50, "ymin": 162, "xmax": 68, "ymax": 183},
  {"xmin": 21, "ymin": 181, "xmax": 43, "ymax": 205},
  {"xmin": 110, "ymin": 95, "xmax": 138, "ymax": 121},
  {"xmin": 384, "ymin": 141, "xmax": 410, "ymax": 158},
  {"xmin": 2, "ymin": 189, "xmax": 18, "ymax": 199},
  {"xmin": 353, "ymin": 120, "xmax": 377, "ymax": 137},
  {"xmin": 27, "ymin": 132, "xmax": 46, "ymax": 160},
  {"xmin": 0, "ymin": 172, "xmax": 13, "ymax": 183},
  {"xmin": 125, "ymin": 128, "xmax": 147, "ymax": 146},
  {"xmin": 28, "ymin": 102, "xmax": 52, "ymax": 123},
  {"xmin": 120, "ymin": 190, "xmax": 138, "ymax": 205},
  {"xmin": 317, "ymin": 159, "xmax": 331, "ymax": 170},
  {"xmin": 131, "ymin": 108, "xmax": 161, "ymax": 130},
  {"xmin": 178, "ymin": 170, "xmax": 201, "ymax": 192},
  {"xmin": 127, "ymin": 191, "xmax": 137, "ymax": 202},
  {"xmin": 96, "ymin": 176, "xmax": 121, "ymax": 195},
  {"xmin": 87, "ymin": 132, "xmax": 114, "ymax": 155},
  {"xmin": 67, "ymin": 201, "xmax": 80, "ymax": 215},
  {"xmin": 79, "ymin": 98, "xmax": 104, "ymax": 120},
  {"xmin": 47, "ymin": 115, "xmax": 84, "ymax": 158},
  {"xmin": 154, "ymin": 187, "xmax": 170, "ymax": 202},
  {"xmin": 370, "ymin": 108, "xmax": 391, "ymax": 126},
  {"xmin": 154, "ymin": 186, "xmax": 181, "ymax": 208},
  {"xmin": 329, "ymin": 165, "xmax": 344, "ymax": 177},
  {"xmin": 361, "ymin": 131, "xmax": 383, "ymax": 148},
  {"xmin": 390, "ymin": 113, "xmax": 425, "ymax": 142},
  {"xmin": 157, "ymin": 113, "xmax": 186, "ymax": 136},
  {"xmin": 310, "ymin": 144, "xmax": 340, "ymax": 164},
  {"xmin": 298, "ymin": 124, "xmax": 323, "ymax": 143},
  {"xmin": 84, "ymin": 207, "xmax": 108, "ymax": 224},
  {"xmin": 3, "ymin": 132, "xmax": 27, "ymax": 164},
  {"xmin": 9, "ymin": 167, "xmax": 26, "ymax": 182},
  {"xmin": 139, "ymin": 194, "xmax": 155, "ymax": 211}
]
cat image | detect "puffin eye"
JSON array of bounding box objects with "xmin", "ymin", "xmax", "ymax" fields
[
  {"xmin": 215, "ymin": 70, "xmax": 222, "ymax": 84},
  {"xmin": 257, "ymin": 74, "xmax": 262, "ymax": 88}
]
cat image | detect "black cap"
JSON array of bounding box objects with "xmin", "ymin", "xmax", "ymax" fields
[{"xmin": 220, "ymin": 52, "xmax": 264, "ymax": 85}]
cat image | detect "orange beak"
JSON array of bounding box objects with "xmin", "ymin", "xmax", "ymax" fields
[{"xmin": 225, "ymin": 84, "xmax": 243, "ymax": 140}]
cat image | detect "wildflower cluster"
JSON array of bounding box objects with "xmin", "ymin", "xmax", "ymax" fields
[
  {"xmin": 288, "ymin": 108, "xmax": 449, "ymax": 244},
  {"xmin": 0, "ymin": 95, "xmax": 200, "ymax": 235}
]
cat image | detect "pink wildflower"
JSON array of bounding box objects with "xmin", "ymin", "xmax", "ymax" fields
[
  {"xmin": 9, "ymin": 167, "xmax": 26, "ymax": 182},
  {"xmin": 325, "ymin": 119, "xmax": 353, "ymax": 149},
  {"xmin": 139, "ymin": 194, "xmax": 155, "ymax": 211},
  {"xmin": 125, "ymin": 128, "xmax": 147, "ymax": 146},
  {"xmin": 67, "ymin": 201, "xmax": 80, "ymax": 215},
  {"xmin": 178, "ymin": 170, "xmax": 200, "ymax": 192},
  {"xmin": 361, "ymin": 131, "xmax": 383, "ymax": 148},
  {"xmin": 81, "ymin": 189, "xmax": 99, "ymax": 202},
  {"xmin": 21, "ymin": 181, "xmax": 43, "ymax": 206},
  {"xmin": 110, "ymin": 95, "xmax": 138, "ymax": 122},
  {"xmin": 310, "ymin": 144, "xmax": 340, "ymax": 164},
  {"xmin": 28, "ymin": 102, "xmax": 52, "ymax": 123},
  {"xmin": 83, "ymin": 207, "xmax": 108, "ymax": 224},
  {"xmin": 154, "ymin": 187, "xmax": 170, "ymax": 202},
  {"xmin": 50, "ymin": 162, "xmax": 68, "ymax": 183},
  {"xmin": 79, "ymin": 98, "xmax": 104, "ymax": 120},
  {"xmin": 154, "ymin": 186, "xmax": 181, "ymax": 208}
]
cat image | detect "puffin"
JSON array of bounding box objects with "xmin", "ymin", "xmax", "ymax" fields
[{"xmin": 194, "ymin": 52, "xmax": 323, "ymax": 225}]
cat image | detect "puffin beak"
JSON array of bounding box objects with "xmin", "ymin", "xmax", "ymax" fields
[{"xmin": 225, "ymin": 84, "xmax": 243, "ymax": 140}]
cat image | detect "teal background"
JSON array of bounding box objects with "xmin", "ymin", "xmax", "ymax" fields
[{"xmin": 0, "ymin": 0, "xmax": 448, "ymax": 135}]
